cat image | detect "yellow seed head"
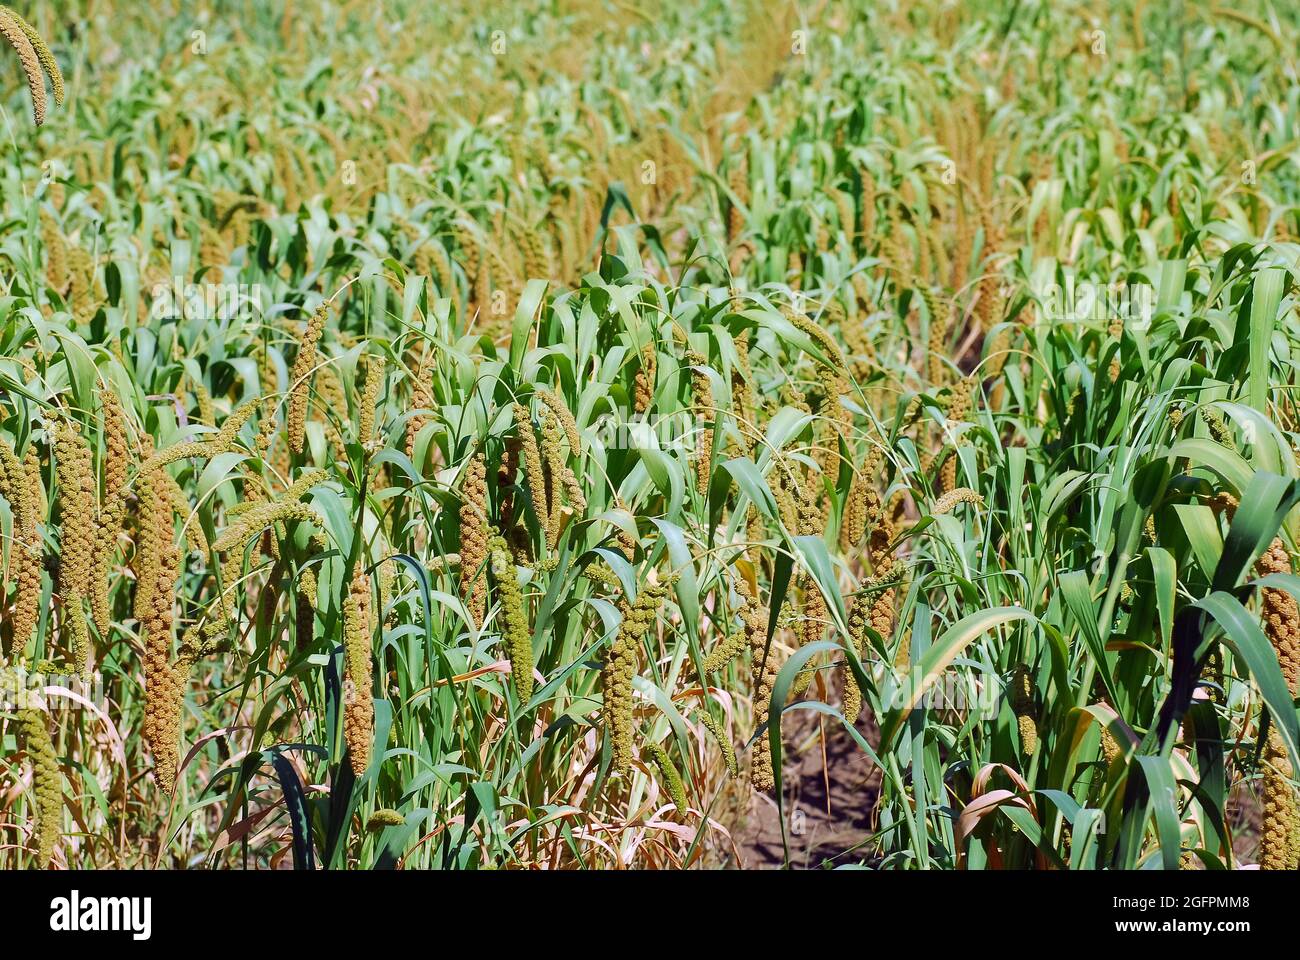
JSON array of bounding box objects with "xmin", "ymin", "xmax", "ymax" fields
[
  {"xmin": 535, "ymin": 387, "xmax": 581, "ymax": 457},
  {"xmin": 16, "ymin": 703, "xmax": 61, "ymax": 866},
  {"xmin": 840, "ymin": 445, "xmax": 882, "ymax": 552},
  {"xmin": 52, "ymin": 417, "xmax": 95, "ymax": 677},
  {"xmin": 212, "ymin": 499, "xmax": 323, "ymax": 555},
  {"xmin": 727, "ymin": 153, "xmax": 749, "ymax": 241},
  {"xmin": 406, "ymin": 349, "xmax": 433, "ymax": 461},
  {"xmin": 0, "ymin": 9, "xmax": 48, "ymax": 125},
  {"xmin": 541, "ymin": 409, "xmax": 565, "ymax": 549},
  {"xmin": 1, "ymin": 7, "xmax": 62, "ymax": 106},
  {"xmin": 191, "ymin": 378, "xmax": 215, "ymax": 426},
  {"xmin": 1101, "ymin": 727, "xmax": 1121, "ymax": 765},
  {"xmin": 65, "ymin": 595, "xmax": 90, "ymax": 678},
  {"xmin": 136, "ymin": 440, "xmax": 212, "ymax": 475},
  {"xmin": 697, "ymin": 707, "xmax": 738, "ymax": 778},
  {"xmin": 288, "ymin": 304, "xmax": 328, "ymax": 455},
  {"xmin": 873, "ymin": 583, "xmax": 898, "ymax": 660},
  {"xmin": 785, "ymin": 306, "xmax": 845, "ymax": 372},
  {"xmin": 1018, "ymin": 713, "xmax": 1039, "ymax": 756},
  {"xmin": 425, "ymin": 241, "xmax": 453, "ymax": 294},
  {"xmin": 213, "ymin": 398, "xmax": 259, "ymax": 450},
  {"xmin": 162, "ymin": 472, "xmax": 205, "ymax": 554},
  {"xmin": 634, "ymin": 342, "xmax": 656, "ymax": 415},
  {"xmin": 840, "ymin": 589, "xmax": 875, "ymax": 722},
  {"xmin": 1255, "ymin": 538, "xmax": 1298, "ymax": 868},
  {"xmin": 814, "ymin": 365, "xmax": 850, "ymax": 487},
  {"xmin": 1, "ymin": 440, "xmax": 42, "ymax": 653},
  {"xmin": 925, "ymin": 289, "xmax": 950, "ymax": 386},
  {"xmin": 136, "ymin": 438, "xmax": 185, "ymax": 788},
  {"xmin": 646, "ymin": 741, "xmax": 687, "ymax": 813},
  {"xmin": 1011, "ymin": 665, "xmax": 1038, "ymax": 756},
  {"xmin": 92, "ymin": 390, "xmax": 129, "ymax": 636},
  {"xmin": 136, "ymin": 398, "xmax": 258, "ymax": 480},
  {"xmin": 859, "ymin": 170, "xmax": 877, "ymax": 247},
  {"xmin": 343, "ymin": 562, "xmax": 374, "ymax": 776},
  {"xmin": 490, "ymin": 537, "xmax": 534, "ymax": 703},
  {"xmin": 296, "ymin": 567, "xmax": 316, "ymax": 652},
  {"xmin": 931, "ymin": 487, "xmax": 983, "ymax": 516},
  {"xmin": 702, "ymin": 629, "xmax": 748, "ymax": 674},
  {"xmin": 18, "ymin": 446, "xmax": 43, "ymax": 643},
  {"xmin": 53, "ymin": 415, "xmax": 95, "ymax": 599},
  {"xmin": 65, "ymin": 245, "xmax": 96, "ymax": 322},
  {"xmin": 41, "ymin": 209, "xmax": 66, "ymax": 293},
  {"xmin": 1261, "ymin": 727, "xmax": 1294, "ymax": 869},
  {"xmin": 686, "ymin": 350, "xmax": 713, "ymax": 496},
  {"xmin": 366, "ymin": 809, "xmax": 405, "ymax": 830},
  {"xmin": 792, "ymin": 572, "xmax": 829, "ymax": 699},
  {"xmin": 842, "ymin": 665, "xmax": 862, "ymax": 724},
  {"xmin": 150, "ymin": 656, "xmax": 191, "ymax": 795},
  {"xmin": 514, "ymin": 403, "xmax": 548, "ymax": 543},
  {"xmin": 357, "ymin": 354, "xmax": 386, "ymax": 447},
  {"xmin": 603, "ymin": 576, "xmax": 674, "ymax": 777},
  {"xmin": 282, "ymin": 467, "xmax": 328, "ymax": 503},
  {"xmin": 742, "ymin": 582, "xmax": 777, "ymax": 792},
  {"xmin": 459, "ymin": 452, "xmax": 489, "ymax": 627},
  {"xmin": 1256, "ymin": 539, "xmax": 1299, "ymax": 693}
]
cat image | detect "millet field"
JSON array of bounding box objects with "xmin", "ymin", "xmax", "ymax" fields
[{"xmin": 0, "ymin": 0, "xmax": 1299, "ymax": 871}]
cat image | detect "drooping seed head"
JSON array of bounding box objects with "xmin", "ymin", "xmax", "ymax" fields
[{"xmin": 0, "ymin": 9, "xmax": 48, "ymax": 125}]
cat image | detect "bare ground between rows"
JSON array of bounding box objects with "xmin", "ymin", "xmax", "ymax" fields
[
  {"xmin": 716, "ymin": 709, "xmax": 1268, "ymax": 870},
  {"xmin": 720, "ymin": 704, "xmax": 882, "ymax": 869}
]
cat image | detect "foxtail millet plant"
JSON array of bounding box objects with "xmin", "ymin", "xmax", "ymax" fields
[
  {"xmin": 0, "ymin": 438, "xmax": 41, "ymax": 655},
  {"xmin": 52, "ymin": 414, "xmax": 95, "ymax": 676},
  {"xmin": 685, "ymin": 349, "xmax": 714, "ymax": 496},
  {"xmin": 697, "ymin": 707, "xmax": 738, "ymax": 778},
  {"xmin": 40, "ymin": 209, "xmax": 65, "ymax": 293},
  {"xmin": 2, "ymin": 0, "xmax": 1299, "ymax": 873},
  {"xmin": 513, "ymin": 403, "xmax": 548, "ymax": 548},
  {"xmin": 634, "ymin": 342, "xmax": 656, "ymax": 415},
  {"xmin": 0, "ymin": 6, "xmax": 54, "ymax": 125},
  {"xmin": 490, "ymin": 534, "xmax": 534, "ymax": 704},
  {"xmin": 343, "ymin": 559, "xmax": 374, "ymax": 777},
  {"xmin": 287, "ymin": 303, "xmax": 329, "ymax": 455},
  {"xmin": 1256, "ymin": 537, "xmax": 1300, "ymax": 869},
  {"xmin": 646, "ymin": 740, "xmax": 688, "ymax": 813},
  {"xmin": 1010, "ymin": 664, "xmax": 1038, "ymax": 757},
  {"xmin": 357, "ymin": 354, "xmax": 386, "ymax": 447},
  {"xmin": 1, "ymin": 7, "xmax": 62, "ymax": 107},
  {"xmin": 741, "ymin": 579, "xmax": 776, "ymax": 793},
  {"xmin": 91, "ymin": 388, "xmax": 129, "ymax": 637},
  {"xmin": 459, "ymin": 451, "xmax": 489, "ymax": 628},
  {"xmin": 602, "ymin": 575, "xmax": 674, "ymax": 777},
  {"xmin": 135, "ymin": 438, "xmax": 183, "ymax": 791},
  {"xmin": 540, "ymin": 408, "xmax": 566, "ymax": 550},
  {"xmin": 14, "ymin": 694, "xmax": 61, "ymax": 867},
  {"xmin": 405, "ymin": 348, "xmax": 432, "ymax": 460},
  {"xmin": 703, "ymin": 629, "xmax": 748, "ymax": 674}
]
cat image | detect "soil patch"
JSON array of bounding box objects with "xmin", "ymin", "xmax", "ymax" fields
[{"xmin": 725, "ymin": 706, "xmax": 882, "ymax": 869}]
